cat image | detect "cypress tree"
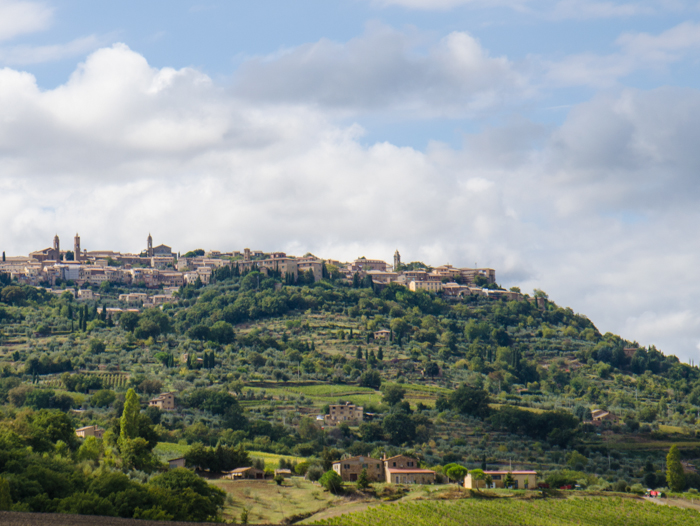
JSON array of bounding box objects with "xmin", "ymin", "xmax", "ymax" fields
[
  {"xmin": 120, "ymin": 389, "xmax": 140, "ymax": 441},
  {"xmin": 667, "ymin": 444, "xmax": 685, "ymax": 492}
]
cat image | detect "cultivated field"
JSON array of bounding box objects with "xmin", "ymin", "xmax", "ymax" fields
[{"xmin": 307, "ymin": 496, "xmax": 700, "ymax": 526}]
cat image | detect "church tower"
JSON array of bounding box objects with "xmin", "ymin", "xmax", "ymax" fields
[
  {"xmin": 147, "ymin": 233, "xmax": 153, "ymax": 258},
  {"xmin": 74, "ymin": 233, "xmax": 81, "ymax": 261},
  {"xmin": 394, "ymin": 249, "xmax": 401, "ymax": 271},
  {"xmin": 53, "ymin": 234, "xmax": 60, "ymax": 260}
]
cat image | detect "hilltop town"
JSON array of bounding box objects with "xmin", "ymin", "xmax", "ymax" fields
[
  {"xmin": 1, "ymin": 233, "xmax": 700, "ymax": 524},
  {"xmin": 1, "ymin": 234, "xmax": 518, "ymax": 307}
]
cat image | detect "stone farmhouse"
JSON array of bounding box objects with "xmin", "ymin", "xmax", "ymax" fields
[
  {"xmin": 75, "ymin": 425, "xmax": 104, "ymax": 439},
  {"xmin": 332, "ymin": 455, "xmax": 385, "ymax": 482},
  {"xmin": 324, "ymin": 402, "xmax": 363, "ymax": 425},
  {"xmin": 149, "ymin": 392, "xmax": 176, "ymax": 411}
]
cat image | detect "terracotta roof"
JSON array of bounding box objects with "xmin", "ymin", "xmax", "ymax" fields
[
  {"xmin": 484, "ymin": 471, "xmax": 537, "ymax": 475},
  {"xmin": 387, "ymin": 469, "xmax": 435, "ymax": 474},
  {"xmin": 333, "ymin": 456, "xmax": 381, "ymax": 464},
  {"xmin": 230, "ymin": 467, "xmax": 258, "ymax": 473},
  {"xmin": 384, "ymin": 455, "xmax": 417, "ymax": 461}
]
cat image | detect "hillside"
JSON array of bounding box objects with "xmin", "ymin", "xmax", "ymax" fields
[{"xmin": 1, "ymin": 265, "xmax": 700, "ymax": 521}]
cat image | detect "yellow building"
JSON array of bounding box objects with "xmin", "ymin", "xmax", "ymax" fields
[{"xmin": 464, "ymin": 470, "xmax": 537, "ymax": 490}]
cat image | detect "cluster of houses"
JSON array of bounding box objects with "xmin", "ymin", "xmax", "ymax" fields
[
  {"xmin": 2, "ymin": 236, "xmax": 518, "ymax": 306},
  {"xmin": 73, "ymin": 397, "xmax": 541, "ymax": 488}
]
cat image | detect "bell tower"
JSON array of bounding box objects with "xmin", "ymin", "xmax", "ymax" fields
[
  {"xmin": 74, "ymin": 233, "xmax": 81, "ymax": 261},
  {"xmin": 394, "ymin": 249, "xmax": 401, "ymax": 271},
  {"xmin": 53, "ymin": 234, "xmax": 60, "ymax": 260},
  {"xmin": 147, "ymin": 233, "xmax": 153, "ymax": 257}
]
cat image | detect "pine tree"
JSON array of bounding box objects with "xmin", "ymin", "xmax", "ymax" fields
[
  {"xmin": 377, "ymin": 348, "xmax": 384, "ymax": 361},
  {"xmin": 667, "ymin": 444, "xmax": 686, "ymax": 492},
  {"xmin": 356, "ymin": 347, "xmax": 363, "ymax": 360}
]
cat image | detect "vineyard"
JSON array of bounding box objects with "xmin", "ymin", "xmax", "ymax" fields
[{"xmin": 310, "ymin": 497, "xmax": 700, "ymax": 526}]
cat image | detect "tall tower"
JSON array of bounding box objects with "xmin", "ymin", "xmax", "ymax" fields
[
  {"xmin": 147, "ymin": 233, "xmax": 153, "ymax": 257},
  {"xmin": 74, "ymin": 233, "xmax": 81, "ymax": 261},
  {"xmin": 394, "ymin": 249, "xmax": 401, "ymax": 271},
  {"xmin": 53, "ymin": 234, "xmax": 60, "ymax": 260}
]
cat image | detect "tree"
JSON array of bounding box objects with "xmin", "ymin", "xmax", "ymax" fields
[
  {"xmin": 504, "ymin": 472, "xmax": 515, "ymax": 488},
  {"xmin": 445, "ymin": 465, "xmax": 468, "ymax": 484},
  {"xmin": 381, "ymin": 384, "xmax": 406, "ymax": 406},
  {"xmin": 449, "ymin": 385, "xmax": 491, "ymax": 418},
  {"xmin": 319, "ymin": 470, "xmax": 344, "ymax": 494},
  {"xmin": 119, "ymin": 311, "xmax": 140, "ymax": 332},
  {"xmin": 469, "ymin": 469, "xmax": 485, "ymax": 491},
  {"xmin": 1, "ymin": 286, "xmax": 25, "ymax": 306},
  {"xmin": 89, "ymin": 339, "xmax": 106, "ymax": 354},
  {"xmin": 120, "ymin": 389, "xmax": 141, "ymax": 441},
  {"xmin": 149, "ymin": 468, "xmax": 225, "ymax": 521},
  {"xmin": 667, "ymin": 445, "xmax": 686, "ymax": 492},
  {"xmin": 382, "ymin": 413, "xmax": 416, "ymax": 445},
  {"xmin": 359, "ymin": 370, "xmax": 382, "ymax": 389},
  {"xmin": 210, "ymin": 321, "xmax": 235, "ymax": 344},
  {"xmin": 0, "ymin": 477, "xmax": 11, "ymax": 510},
  {"xmin": 357, "ymin": 468, "xmax": 370, "ymax": 490}
]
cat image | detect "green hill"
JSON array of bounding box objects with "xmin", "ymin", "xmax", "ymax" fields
[{"xmin": 1, "ymin": 267, "xmax": 700, "ymax": 520}]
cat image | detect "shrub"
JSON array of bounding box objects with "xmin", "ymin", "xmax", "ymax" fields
[{"xmin": 319, "ymin": 470, "xmax": 344, "ymax": 494}]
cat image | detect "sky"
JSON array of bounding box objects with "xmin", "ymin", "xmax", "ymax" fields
[{"xmin": 1, "ymin": 0, "xmax": 700, "ymax": 361}]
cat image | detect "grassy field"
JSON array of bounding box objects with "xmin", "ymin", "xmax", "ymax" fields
[
  {"xmin": 307, "ymin": 495, "xmax": 700, "ymax": 526},
  {"xmin": 154, "ymin": 443, "xmax": 306, "ymax": 469},
  {"xmin": 659, "ymin": 424, "xmax": 693, "ymax": 435},
  {"xmin": 212, "ymin": 477, "xmax": 339, "ymax": 524},
  {"xmin": 246, "ymin": 450, "xmax": 307, "ymax": 469},
  {"xmin": 153, "ymin": 442, "xmax": 190, "ymax": 461}
]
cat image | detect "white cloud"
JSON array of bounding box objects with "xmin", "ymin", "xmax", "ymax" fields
[
  {"xmin": 2, "ymin": 44, "xmax": 700, "ymax": 361},
  {"xmin": 232, "ymin": 24, "xmax": 525, "ymax": 117},
  {"xmin": 0, "ymin": 0, "xmax": 52, "ymax": 42},
  {"xmin": 0, "ymin": 35, "xmax": 103, "ymax": 65},
  {"xmin": 543, "ymin": 21, "xmax": 700, "ymax": 87},
  {"xmin": 550, "ymin": 0, "xmax": 654, "ymax": 19},
  {"xmin": 373, "ymin": 0, "xmax": 664, "ymax": 18}
]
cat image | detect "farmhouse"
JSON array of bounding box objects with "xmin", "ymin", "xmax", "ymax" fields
[
  {"xmin": 591, "ymin": 409, "xmax": 615, "ymax": 423},
  {"xmin": 464, "ymin": 470, "xmax": 537, "ymax": 490},
  {"xmin": 225, "ymin": 467, "xmax": 265, "ymax": 480},
  {"xmin": 332, "ymin": 455, "xmax": 385, "ymax": 482},
  {"xmin": 168, "ymin": 457, "xmax": 186, "ymax": 469},
  {"xmin": 149, "ymin": 392, "xmax": 176, "ymax": 411},
  {"xmin": 324, "ymin": 402, "xmax": 363, "ymax": 425},
  {"xmin": 383, "ymin": 455, "xmax": 435, "ymax": 484},
  {"xmin": 75, "ymin": 425, "xmax": 104, "ymax": 439}
]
